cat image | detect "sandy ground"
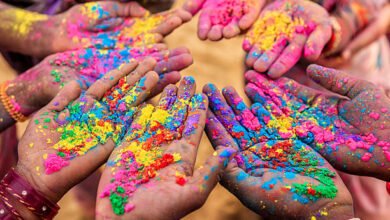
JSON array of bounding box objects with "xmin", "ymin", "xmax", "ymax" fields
[{"xmin": 0, "ymin": 0, "xmax": 261, "ymax": 219}]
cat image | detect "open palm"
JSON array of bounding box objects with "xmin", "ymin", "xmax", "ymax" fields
[
  {"xmin": 97, "ymin": 77, "xmax": 234, "ymax": 219},
  {"xmin": 245, "ymin": 65, "xmax": 390, "ymax": 181},
  {"xmin": 15, "ymin": 61, "xmax": 159, "ymax": 203},
  {"xmin": 203, "ymin": 84, "xmax": 353, "ymax": 219}
]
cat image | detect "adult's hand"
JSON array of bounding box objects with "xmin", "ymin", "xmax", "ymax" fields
[{"xmin": 203, "ymin": 84, "xmax": 353, "ymax": 219}]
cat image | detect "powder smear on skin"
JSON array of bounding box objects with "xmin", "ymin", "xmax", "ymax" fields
[{"xmin": 209, "ymin": 0, "xmax": 250, "ymax": 26}]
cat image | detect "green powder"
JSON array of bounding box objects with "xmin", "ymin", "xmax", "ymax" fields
[{"xmin": 109, "ymin": 186, "xmax": 128, "ymax": 215}]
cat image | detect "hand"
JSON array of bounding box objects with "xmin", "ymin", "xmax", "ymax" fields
[
  {"xmin": 14, "ymin": 61, "xmax": 160, "ymax": 203},
  {"xmin": 203, "ymin": 84, "xmax": 353, "ymax": 219},
  {"xmin": 12, "ymin": 45, "xmax": 192, "ymax": 115},
  {"xmin": 244, "ymin": 0, "xmax": 331, "ymax": 78},
  {"xmin": 32, "ymin": 1, "xmax": 191, "ymax": 57},
  {"xmin": 183, "ymin": 0, "xmax": 263, "ymax": 40},
  {"xmin": 342, "ymin": 3, "xmax": 390, "ymax": 60},
  {"xmin": 245, "ymin": 65, "xmax": 390, "ymax": 180},
  {"xmin": 96, "ymin": 77, "xmax": 235, "ymax": 218}
]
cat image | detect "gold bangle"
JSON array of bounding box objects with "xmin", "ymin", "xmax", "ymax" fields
[
  {"xmin": 0, "ymin": 81, "xmax": 28, "ymax": 122},
  {"xmin": 324, "ymin": 16, "xmax": 342, "ymax": 57}
]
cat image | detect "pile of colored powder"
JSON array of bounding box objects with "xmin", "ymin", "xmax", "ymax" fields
[
  {"xmin": 49, "ymin": 46, "xmax": 163, "ymax": 85},
  {"xmin": 101, "ymin": 81, "xmax": 201, "ymax": 215},
  {"xmin": 100, "ymin": 104, "xmax": 182, "ymax": 215},
  {"xmin": 209, "ymin": 0, "xmax": 249, "ymax": 26},
  {"xmin": 43, "ymin": 76, "xmax": 148, "ymax": 174},
  {"xmin": 243, "ymin": 10, "xmax": 315, "ymax": 51},
  {"xmin": 0, "ymin": 8, "xmax": 48, "ymax": 38}
]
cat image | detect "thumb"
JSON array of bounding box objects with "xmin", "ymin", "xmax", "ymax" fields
[
  {"xmin": 104, "ymin": 1, "xmax": 147, "ymax": 18},
  {"xmin": 342, "ymin": 5, "xmax": 390, "ymax": 59},
  {"xmin": 192, "ymin": 147, "xmax": 236, "ymax": 195},
  {"xmin": 306, "ymin": 64, "xmax": 374, "ymax": 99},
  {"xmin": 183, "ymin": 0, "xmax": 206, "ymax": 15}
]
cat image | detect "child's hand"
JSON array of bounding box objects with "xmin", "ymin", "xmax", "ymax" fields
[
  {"xmin": 96, "ymin": 77, "xmax": 234, "ymax": 219},
  {"xmin": 203, "ymin": 84, "xmax": 353, "ymax": 219},
  {"xmin": 184, "ymin": 0, "xmax": 264, "ymax": 41},
  {"xmin": 14, "ymin": 61, "xmax": 159, "ymax": 203},
  {"xmin": 14, "ymin": 45, "xmax": 192, "ymax": 114},
  {"xmin": 33, "ymin": 1, "xmax": 191, "ymax": 57},
  {"xmin": 245, "ymin": 65, "xmax": 390, "ymax": 181},
  {"xmin": 244, "ymin": 0, "xmax": 331, "ymax": 78}
]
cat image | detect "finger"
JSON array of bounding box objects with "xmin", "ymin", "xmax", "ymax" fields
[
  {"xmin": 126, "ymin": 58, "xmax": 157, "ymax": 83},
  {"xmin": 157, "ymin": 84, "xmax": 178, "ymax": 110},
  {"xmin": 238, "ymin": 0, "xmax": 264, "ymax": 30},
  {"xmin": 122, "ymin": 71, "xmax": 159, "ymax": 108},
  {"xmin": 203, "ymin": 84, "xmax": 253, "ymax": 149},
  {"xmin": 245, "ymin": 82, "xmax": 283, "ymax": 117},
  {"xmin": 149, "ymin": 71, "xmax": 181, "ymax": 98},
  {"xmin": 304, "ymin": 23, "xmax": 332, "ymax": 61},
  {"xmin": 168, "ymin": 76, "xmax": 197, "ymax": 130},
  {"xmin": 198, "ymin": 10, "xmax": 212, "ymax": 40},
  {"xmin": 192, "ymin": 147, "xmax": 237, "ymax": 195},
  {"xmin": 109, "ymin": 1, "xmax": 147, "ymax": 17},
  {"xmin": 153, "ymin": 9, "xmax": 192, "ymax": 36},
  {"xmin": 222, "ymin": 86, "xmax": 262, "ymax": 132},
  {"xmin": 125, "ymin": 103, "xmax": 155, "ymax": 141},
  {"xmin": 268, "ymin": 33, "xmax": 308, "ymax": 78},
  {"xmin": 223, "ymin": 20, "xmax": 241, "ymax": 39},
  {"xmin": 182, "ymin": 94, "xmax": 208, "ymax": 146},
  {"xmin": 154, "ymin": 53, "xmax": 193, "ymax": 74},
  {"xmin": 245, "ymin": 46, "xmax": 262, "ymax": 68},
  {"xmin": 207, "ymin": 25, "xmax": 224, "ymax": 41},
  {"xmin": 306, "ymin": 64, "xmax": 374, "ymax": 99},
  {"xmin": 205, "ymin": 110, "xmax": 239, "ymax": 150},
  {"xmin": 86, "ymin": 61, "xmax": 138, "ymax": 100},
  {"xmin": 92, "ymin": 17, "xmax": 124, "ymax": 31},
  {"xmin": 46, "ymin": 81, "xmax": 82, "ymax": 112},
  {"xmin": 253, "ymin": 37, "xmax": 288, "ymax": 73},
  {"xmin": 183, "ymin": 0, "xmax": 206, "ymax": 15}
]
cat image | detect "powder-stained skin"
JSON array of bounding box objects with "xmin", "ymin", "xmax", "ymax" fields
[
  {"xmin": 244, "ymin": 65, "xmax": 390, "ymax": 181},
  {"xmin": 243, "ymin": 0, "xmax": 332, "ymax": 78},
  {"xmin": 183, "ymin": 0, "xmax": 263, "ymax": 40},
  {"xmin": 204, "ymin": 83, "xmax": 353, "ymax": 219}
]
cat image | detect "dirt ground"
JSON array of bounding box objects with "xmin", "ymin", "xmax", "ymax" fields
[{"xmin": 0, "ymin": 0, "xmax": 261, "ymax": 219}]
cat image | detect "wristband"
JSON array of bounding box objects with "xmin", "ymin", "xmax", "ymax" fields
[
  {"xmin": 0, "ymin": 186, "xmax": 22, "ymax": 220},
  {"xmin": 0, "ymin": 81, "xmax": 28, "ymax": 122},
  {"xmin": 1, "ymin": 169, "xmax": 60, "ymax": 219}
]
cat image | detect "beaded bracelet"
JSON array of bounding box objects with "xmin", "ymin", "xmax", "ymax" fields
[
  {"xmin": 0, "ymin": 186, "xmax": 23, "ymax": 220},
  {"xmin": 1, "ymin": 169, "xmax": 60, "ymax": 219},
  {"xmin": 323, "ymin": 16, "xmax": 342, "ymax": 57},
  {"xmin": 0, "ymin": 81, "xmax": 28, "ymax": 122}
]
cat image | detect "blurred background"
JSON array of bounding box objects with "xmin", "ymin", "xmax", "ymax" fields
[{"xmin": 0, "ymin": 0, "xmax": 262, "ymax": 219}]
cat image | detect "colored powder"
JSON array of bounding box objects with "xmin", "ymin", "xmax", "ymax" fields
[
  {"xmin": 209, "ymin": 0, "xmax": 250, "ymax": 26},
  {"xmin": 0, "ymin": 8, "xmax": 48, "ymax": 38},
  {"xmin": 243, "ymin": 8, "xmax": 315, "ymax": 51}
]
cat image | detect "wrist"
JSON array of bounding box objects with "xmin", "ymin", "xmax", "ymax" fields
[{"xmin": 306, "ymin": 202, "xmax": 354, "ymax": 220}]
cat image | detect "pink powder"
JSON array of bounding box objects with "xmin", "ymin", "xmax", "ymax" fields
[
  {"xmin": 44, "ymin": 154, "xmax": 70, "ymax": 174},
  {"xmin": 384, "ymin": 151, "xmax": 390, "ymax": 162},
  {"xmin": 368, "ymin": 112, "xmax": 380, "ymax": 120},
  {"xmin": 210, "ymin": 0, "xmax": 248, "ymax": 26},
  {"xmin": 240, "ymin": 109, "xmax": 261, "ymax": 131},
  {"xmin": 381, "ymin": 108, "xmax": 387, "ymax": 113},
  {"xmin": 361, "ymin": 152, "xmax": 372, "ymax": 162},
  {"xmin": 125, "ymin": 204, "xmax": 135, "ymax": 212}
]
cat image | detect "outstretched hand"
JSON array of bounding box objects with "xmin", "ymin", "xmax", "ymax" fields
[
  {"xmin": 245, "ymin": 65, "xmax": 390, "ymax": 181},
  {"xmin": 15, "ymin": 60, "xmax": 159, "ymax": 203},
  {"xmin": 183, "ymin": 0, "xmax": 263, "ymax": 41},
  {"xmin": 96, "ymin": 77, "xmax": 235, "ymax": 219},
  {"xmin": 244, "ymin": 0, "xmax": 331, "ymax": 78},
  {"xmin": 32, "ymin": 1, "xmax": 191, "ymax": 57},
  {"xmin": 203, "ymin": 84, "xmax": 353, "ymax": 219}
]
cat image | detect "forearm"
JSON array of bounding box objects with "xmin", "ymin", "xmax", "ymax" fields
[
  {"xmin": 0, "ymin": 2, "xmax": 49, "ymax": 57},
  {"xmin": 0, "ymin": 72, "xmax": 43, "ymax": 132}
]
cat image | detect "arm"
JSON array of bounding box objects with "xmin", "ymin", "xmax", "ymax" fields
[{"xmin": 0, "ymin": 2, "xmax": 49, "ymax": 57}]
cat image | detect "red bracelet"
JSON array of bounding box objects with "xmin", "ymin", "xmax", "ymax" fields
[
  {"xmin": 1, "ymin": 169, "xmax": 60, "ymax": 219},
  {"xmin": 386, "ymin": 182, "xmax": 390, "ymax": 195},
  {"xmin": 0, "ymin": 186, "xmax": 22, "ymax": 219}
]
